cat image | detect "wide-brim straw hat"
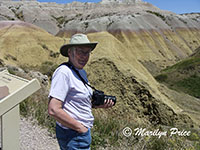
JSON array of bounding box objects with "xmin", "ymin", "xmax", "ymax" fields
[{"xmin": 60, "ymin": 33, "xmax": 98, "ymax": 57}]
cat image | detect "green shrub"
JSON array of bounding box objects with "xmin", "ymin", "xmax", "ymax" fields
[
  {"xmin": 146, "ymin": 10, "xmax": 166, "ymax": 21},
  {"xmin": 187, "ymin": 132, "xmax": 200, "ymax": 141},
  {"xmin": 194, "ymin": 142, "xmax": 200, "ymax": 150},
  {"xmin": 155, "ymin": 74, "xmax": 168, "ymax": 82},
  {"xmin": 91, "ymin": 114, "xmax": 121, "ymax": 149},
  {"xmin": 174, "ymin": 75, "xmax": 200, "ymax": 98},
  {"xmin": 163, "ymin": 58, "xmax": 200, "ymax": 72},
  {"xmin": 147, "ymin": 137, "xmax": 168, "ymax": 150},
  {"xmin": 39, "ymin": 61, "xmax": 58, "ymax": 77},
  {"xmin": 51, "ymin": 15, "xmax": 65, "ymax": 27},
  {"xmin": 41, "ymin": 44, "xmax": 49, "ymax": 50}
]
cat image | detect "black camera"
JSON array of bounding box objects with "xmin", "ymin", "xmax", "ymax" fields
[{"xmin": 92, "ymin": 90, "xmax": 116, "ymax": 106}]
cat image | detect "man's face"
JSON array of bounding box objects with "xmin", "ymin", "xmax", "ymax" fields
[{"xmin": 68, "ymin": 46, "xmax": 92, "ymax": 69}]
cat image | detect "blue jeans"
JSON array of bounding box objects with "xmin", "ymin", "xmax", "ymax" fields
[{"xmin": 56, "ymin": 124, "xmax": 91, "ymax": 150}]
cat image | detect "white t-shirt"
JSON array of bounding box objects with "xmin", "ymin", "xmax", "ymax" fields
[{"xmin": 49, "ymin": 64, "xmax": 94, "ymax": 129}]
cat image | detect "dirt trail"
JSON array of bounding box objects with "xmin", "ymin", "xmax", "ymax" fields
[{"xmin": 0, "ymin": 117, "xmax": 59, "ymax": 150}]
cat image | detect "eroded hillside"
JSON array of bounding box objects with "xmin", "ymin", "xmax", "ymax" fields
[
  {"xmin": 0, "ymin": 0, "xmax": 199, "ymax": 74},
  {"xmin": 0, "ymin": 23, "xmax": 198, "ymax": 128},
  {"xmin": 85, "ymin": 32, "xmax": 199, "ymax": 127},
  {"xmin": 0, "ymin": 21, "xmax": 65, "ymax": 66},
  {"xmin": 0, "ymin": 0, "xmax": 200, "ymax": 149}
]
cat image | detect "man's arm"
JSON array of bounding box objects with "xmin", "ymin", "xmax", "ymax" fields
[{"xmin": 48, "ymin": 97, "xmax": 88, "ymax": 133}]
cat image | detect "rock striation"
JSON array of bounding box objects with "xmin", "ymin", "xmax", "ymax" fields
[
  {"xmin": 0, "ymin": 0, "xmax": 199, "ymax": 72},
  {"xmin": 0, "ymin": 0, "xmax": 168, "ymax": 35}
]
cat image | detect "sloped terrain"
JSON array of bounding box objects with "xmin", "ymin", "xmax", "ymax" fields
[
  {"xmin": 87, "ymin": 58, "xmax": 193, "ymax": 126},
  {"xmin": 0, "ymin": 0, "xmax": 200, "ymax": 149},
  {"xmin": 0, "ymin": 21, "xmax": 199, "ymax": 150},
  {"xmin": 155, "ymin": 46, "xmax": 200, "ymax": 125},
  {"xmin": 0, "ymin": 21, "xmax": 65, "ymax": 66},
  {"xmin": 155, "ymin": 46, "xmax": 200, "ymax": 98},
  {"xmin": 0, "ymin": 1, "xmax": 200, "ymax": 72},
  {"xmin": 84, "ymin": 32, "xmax": 199, "ymax": 127}
]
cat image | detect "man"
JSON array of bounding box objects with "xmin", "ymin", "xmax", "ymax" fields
[{"xmin": 48, "ymin": 33, "xmax": 114, "ymax": 150}]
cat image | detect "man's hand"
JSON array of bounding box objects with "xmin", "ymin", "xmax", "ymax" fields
[
  {"xmin": 48, "ymin": 98, "xmax": 88, "ymax": 133},
  {"xmin": 77, "ymin": 124, "xmax": 88, "ymax": 133},
  {"xmin": 93, "ymin": 98, "xmax": 114, "ymax": 109}
]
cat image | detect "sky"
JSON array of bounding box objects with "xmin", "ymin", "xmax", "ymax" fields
[{"xmin": 37, "ymin": 0, "xmax": 200, "ymax": 14}]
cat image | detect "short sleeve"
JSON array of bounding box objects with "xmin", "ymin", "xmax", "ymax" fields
[{"xmin": 49, "ymin": 71, "xmax": 70, "ymax": 102}]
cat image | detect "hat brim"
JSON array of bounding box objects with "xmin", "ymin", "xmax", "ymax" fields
[{"xmin": 60, "ymin": 43, "xmax": 98, "ymax": 57}]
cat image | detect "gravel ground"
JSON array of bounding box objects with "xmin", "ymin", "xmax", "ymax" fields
[{"xmin": 1, "ymin": 117, "xmax": 59, "ymax": 150}]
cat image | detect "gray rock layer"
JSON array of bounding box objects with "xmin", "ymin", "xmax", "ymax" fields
[{"xmin": 1, "ymin": 0, "xmax": 199, "ymax": 36}]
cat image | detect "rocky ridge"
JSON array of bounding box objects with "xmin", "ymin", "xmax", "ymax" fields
[
  {"xmin": 0, "ymin": 0, "xmax": 199, "ymax": 72},
  {"xmin": 0, "ymin": 0, "xmax": 176, "ymax": 35}
]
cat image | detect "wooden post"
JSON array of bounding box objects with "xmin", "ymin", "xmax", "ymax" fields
[{"xmin": 0, "ymin": 70, "xmax": 40, "ymax": 150}]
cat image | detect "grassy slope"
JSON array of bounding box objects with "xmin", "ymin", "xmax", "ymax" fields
[
  {"xmin": 155, "ymin": 46, "xmax": 200, "ymax": 98},
  {"xmin": 155, "ymin": 46, "xmax": 200, "ymax": 136},
  {"xmin": 0, "ymin": 23, "xmax": 66, "ymax": 67}
]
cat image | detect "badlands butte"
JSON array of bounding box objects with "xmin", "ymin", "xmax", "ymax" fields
[{"xmin": 0, "ymin": 0, "xmax": 200, "ymax": 145}]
